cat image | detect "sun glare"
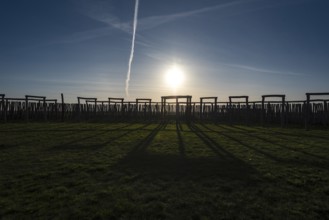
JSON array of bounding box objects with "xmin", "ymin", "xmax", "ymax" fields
[{"xmin": 165, "ymin": 65, "xmax": 184, "ymax": 89}]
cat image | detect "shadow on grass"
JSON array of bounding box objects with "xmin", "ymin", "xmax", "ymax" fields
[
  {"xmin": 114, "ymin": 151, "xmax": 259, "ymax": 183},
  {"xmin": 1, "ymin": 123, "xmax": 137, "ymax": 150},
  {"xmin": 202, "ymin": 123, "xmax": 329, "ymax": 170},
  {"xmin": 113, "ymin": 121, "xmax": 259, "ymax": 183},
  {"xmin": 130, "ymin": 121, "xmax": 168, "ymax": 153},
  {"xmin": 50, "ymin": 123, "xmax": 151, "ymax": 151},
  {"xmin": 188, "ymin": 122, "xmax": 237, "ymax": 159},
  {"xmin": 227, "ymin": 125, "xmax": 329, "ymax": 161},
  {"xmin": 176, "ymin": 120, "xmax": 185, "ymax": 158}
]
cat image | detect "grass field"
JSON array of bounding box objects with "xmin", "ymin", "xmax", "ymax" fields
[{"xmin": 0, "ymin": 121, "xmax": 329, "ymax": 219}]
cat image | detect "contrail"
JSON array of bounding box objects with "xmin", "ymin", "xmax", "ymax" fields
[{"xmin": 125, "ymin": 0, "xmax": 139, "ymax": 97}]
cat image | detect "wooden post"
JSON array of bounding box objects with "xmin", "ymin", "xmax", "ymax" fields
[
  {"xmin": 0, "ymin": 95, "xmax": 5, "ymax": 122},
  {"xmin": 4, "ymin": 98, "xmax": 8, "ymax": 123},
  {"xmin": 324, "ymin": 100, "xmax": 328, "ymax": 126},
  {"xmin": 193, "ymin": 102, "xmax": 195, "ymax": 118},
  {"xmin": 214, "ymin": 97, "xmax": 218, "ymax": 114},
  {"xmin": 161, "ymin": 97, "xmax": 164, "ymax": 117},
  {"xmin": 77, "ymin": 97, "xmax": 81, "ymax": 121},
  {"xmin": 176, "ymin": 97, "xmax": 179, "ymax": 120},
  {"xmin": 246, "ymin": 97, "xmax": 249, "ymax": 125},
  {"xmin": 54, "ymin": 100, "xmax": 58, "ymax": 121},
  {"xmin": 1, "ymin": 95, "xmax": 7, "ymax": 122},
  {"xmin": 136, "ymin": 99, "xmax": 138, "ymax": 116},
  {"xmin": 61, "ymin": 93, "xmax": 65, "ymax": 122},
  {"xmin": 121, "ymin": 99, "xmax": 124, "ymax": 115},
  {"xmin": 200, "ymin": 98, "xmax": 203, "ymax": 119},
  {"xmin": 188, "ymin": 97, "xmax": 192, "ymax": 121},
  {"xmin": 25, "ymin": 95, "xmax": 29, "ymax": 122},
  {"xmin": 261, "ymin": 96, "xmax": 265, "ymax": 127},
  {"xmin": 229, "ymin": 97, "xmax": 232, "ymax": 124},
  {"xmin": 281, "ymin": 95, "xmax": 285, "ymax": 127},
  {"xmin": 43, "ymin": 97, "xmax": 47, "ymax": 121},
  {"xmin": 94, "ymin": 98, "xmax": 97, "ymax": 116},
  {"xmin": 305, "ymin": 93, "xmax": 310, "ymax": 130}
]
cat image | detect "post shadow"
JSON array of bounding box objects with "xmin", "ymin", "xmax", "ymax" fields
[
  {"xmin": 200, "ymin": 123, "xmax": 280, "ymax": 162},
  {"xmin": 187, "ymin": 122, "xmax": 239, "ymax": 159},
  {"xmin": 207, "ymin": 124, "xmax": 329, "ymax": 169},
  {"xmin": 50, "ymin": 123, "xmax": 147, "ymax": 151},
  {"xmin": 176, "ymin": 120, "xmax": 185, "ymax": 158},
  {"xmin": 225, "ymin": 125, "xmax": 329, "ymax": 161},
  {"xmin": 130, "ymin": 121, "xmax": 167, "ymax": 153}
]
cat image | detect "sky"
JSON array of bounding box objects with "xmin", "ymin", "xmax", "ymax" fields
[{"xmin": 1, "ymin": 0, "xmax": 329, "ymax": 102}]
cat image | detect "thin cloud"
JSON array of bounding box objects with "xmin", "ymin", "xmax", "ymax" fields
[
  {"xmin": 136, "ymin": 0, "xmax": 246, "ymax": 30},
  {"xmin": 55, "ymin": 0, "xmax": 250, "ymax": 44},
  {"xmin": 27, "ymin": 0, "xmax": 306, "ymax": 46},
  {"xmin": 225, "ymin": 63, "xmax": 309, "ymax": 77}
]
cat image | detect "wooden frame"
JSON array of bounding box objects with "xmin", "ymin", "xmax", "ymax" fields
[
  {"xmin": 305, "ymin": 92, "xmax": 329, "ymax": 130},
  {"xmin": 108, "ymin": 97, "xmax": 124, "ymax": 113},
  {"xmin": 0, "ymin": 94, "xmax": 5, "ymax": 122},
  {"xmin": 200, "ymin": 97, "xmax": 217, "ymax": 118},
  {"xmin": 161, "ymin": 95, "xmax": 192, "ymax": 120},
  {"xmin": 25, "ymin": 95, "xmax": 47, "ymax": 122},
  {"xmin": 77, "ymin": 97, "xmax": 97, "ymax": 120},
  {"xmin": 136, "ymin": 98, "xmax": 152, "ymax": 113},
  {"xmin": 229, "ymin": 96, "xmax": 249, "ymax": 124},
  {"xmin": 261, "ymin": 94, "xmax": 285, "ymax": 127}
]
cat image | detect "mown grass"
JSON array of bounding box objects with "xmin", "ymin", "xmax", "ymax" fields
[{"xmin": 0, "ymin": 121, "xmax": 329, "ymax": 219}]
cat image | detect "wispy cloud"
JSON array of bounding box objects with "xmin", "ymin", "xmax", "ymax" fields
[
  {"xmin": 76, "ymin": 0, "xmax": 131, "ymax": 32},
  {"xmin": 77, "ymin": 0, "xmax": 302, "ymax": 34},
  {"xmin": 55, "ymin": 0, "xmax": 250, "ymax": 44},
  {"xmin": 28, "ymin": 0, "xmax": 307, "ymax": 47},
  {"xmin": 224, "ymin": 63, "xmax": 309, "ymax": 77},
  {"xmin": 136, "ymin": 0, "xmax": 246, "ymax": 30}
]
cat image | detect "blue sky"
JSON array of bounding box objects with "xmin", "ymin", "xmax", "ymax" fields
[{"xmin": 1, "ymin": 0, "xmax": 328, "ymax": 102}]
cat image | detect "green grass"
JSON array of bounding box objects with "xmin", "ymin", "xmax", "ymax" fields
[{"xmin": 0, "ymin": 121, "xmax": 329, "ymax": 219}]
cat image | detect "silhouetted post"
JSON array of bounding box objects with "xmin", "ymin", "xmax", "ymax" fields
[
  {"xmin": 214, "ymin": 97, "xmax": 218, "ymax": 114},
  {"xmin": 281, "ymin": 96, "xmax": 285, "ymax": 127},
  {"xmin": 4, "ymin": 98, "xmax": 8, "ymax": 123},
  {"xmin": 25, "ymin": 95, "xmax": 29, "ymax": 122},
  {"xmin": 136, "ymin": 99, "xmax": 140, "ymax": 117},
  {"xmin": 1, "ymin": 95, "xmax": 3, "ymax": 121},
  {"xmin": 305, "ymin": 93, "xmax": 310, "ymax": 130},
  {"xmin": 176, "ymin": 97, "xmax": 179, "ymax": 120},
  {"xmin": 324, "ymin": 100, "xmax": 328, "ymax": 126},
  {"xmin": 94, "ymin": 98, "xmax": 97, "ymax": 116},
  {"xmin": 121, "ymin": 99, "xmax": 124, "ymax": 115},
  {"xmin": 100, "ymin": 101, "xmax": 103, "ymax": 115},
  {"xmin": 261, "ymin": 96, "xmax": 265, "ymax": 126},
  {"xmin": 77, "ymin": 97, "xmax": 81, "ymax": 121},
  {"xmin": 43, "ymin": 97, "xmax": 47, "ymax": 121},
  {"xmin": 229, "ymin": 97, "xmax": 233, "ymax": 124},
  {"xmin": 61, "ymin": 93, "xmax": 65, "ymax": 121},
  {"xmin": 200, "ymin": 98, "xmax": 203, "ymax": 119},
  {"xmin": 246, "ymin": 96, "xmax": 249, "ymax": 125},
  {"xmin": 188, "ymin": 97, "xmax": 192, "ymax": 121},
  {"xmin": 161, "ymin": 97, "xmax": 165, "ymax": 117},
  {"xmin": 1, "ymin": 94, "xmax": 6, "ymax": 122},
  {"xmin": 193, "ymin": 103, "xmax": 195, "ymax": 118}
]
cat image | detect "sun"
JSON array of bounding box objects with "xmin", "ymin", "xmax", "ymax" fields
[{"xmin": 165, "ymin": 65, "xmax": 185, "ymax": 89}]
